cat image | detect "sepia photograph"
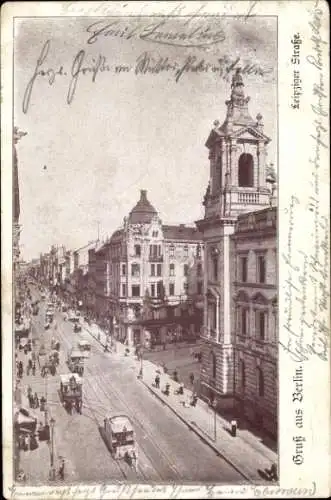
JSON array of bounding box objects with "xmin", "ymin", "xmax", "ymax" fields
[
  {"xmin": 2, "ymin": 1, "xmax": 329, "ymax": 499},
  {"xmin": 12, "ymin": 10, "xmax": 278, "ymax": 486}
]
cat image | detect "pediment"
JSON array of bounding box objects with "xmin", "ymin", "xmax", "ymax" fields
[
  {"xmin": 234, "ymin": 290, "xmax": 250, "ymax": 303},
  {"xmin": 252, "ymin": 292, "xmax": 269, "ymax": 305},
  {"xmin": 232, "ymin": 126, "xmax": 270, "ymax": 143}
]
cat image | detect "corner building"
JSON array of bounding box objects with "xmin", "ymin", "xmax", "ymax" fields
[
  {"xmin": 92, "ymin": 190, "xmax": 204, "ymax": 345},
  {"xmin": 196, "ymin": 70, "xmax": 277, "ymax": 437}
]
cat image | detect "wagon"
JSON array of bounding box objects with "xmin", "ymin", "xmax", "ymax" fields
[
  {"xmin": 103, "ymin": 415, "xmax": 137, "ymax": 464},
  {"xmin": 60, "ymin": 373, "xmax": 83, "ymax": 414}
]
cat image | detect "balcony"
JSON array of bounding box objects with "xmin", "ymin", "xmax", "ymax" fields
[{"xmin": 148, "ymin": 255, "xmax": 163, "ymax": 262}]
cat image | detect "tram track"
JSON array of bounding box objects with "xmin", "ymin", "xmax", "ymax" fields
[
  {"xmin": 52, "ymin": 310, "xmax": 181, "ymax": 480},
  {"xmin": 84, "ymin": 362, "xmax": 184, "ymax": 481}
]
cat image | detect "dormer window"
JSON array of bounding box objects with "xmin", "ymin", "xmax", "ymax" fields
[{"xmin": 238, "ymin": 153, "xmax": 254, "ymax": 187}]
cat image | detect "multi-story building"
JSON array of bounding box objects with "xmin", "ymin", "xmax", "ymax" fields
[
  {"xmin": 89, "ymin": 190, "xmax": 204, "ymax": 345},
  {"xmin": 196, "ymin": 69, "xmax": 277, "ymax": 437}
]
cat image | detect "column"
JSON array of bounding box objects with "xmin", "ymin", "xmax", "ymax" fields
[{"xmin": 216, "ymin": 296, "xmax": 220, "ymax": 341}]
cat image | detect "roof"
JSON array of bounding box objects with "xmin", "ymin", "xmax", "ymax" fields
[
  {"xmin": 162, "ymin": 225, "xmax": 202, "ymax": 241},
  {"xmin": 60, "ymin": 373, "xmax": 83, "ymax": 384},
  {"xmin": 110, "ymin": 228, "xmax": 124, "ymax": 243},
  {"xmin": 78, "ymin": 340, "xmax": 90, "ymax": 346},
  {"xmin": 69, "ymin": 349, "xmax": 89, "ymax": 358},
  {"xmin": 106, "ymin": 415, "xmax": 133, "ymax": 433},
  {"xmin": 128, "ymin": 190, "xmax": 158, "ymax": 224}
]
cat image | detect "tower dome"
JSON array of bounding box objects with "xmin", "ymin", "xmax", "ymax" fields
[{"xmin": 128, "ymin": 190, "xmax": 158, "ymax": 224}]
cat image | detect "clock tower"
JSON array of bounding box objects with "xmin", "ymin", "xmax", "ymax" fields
[{"xmin": 196, "ymin": 69, "xmax": 271, "ymax": 404}]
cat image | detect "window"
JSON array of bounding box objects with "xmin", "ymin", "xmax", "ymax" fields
[
  {"xmin": 134, "ymin": 244, "xmax": 141, "ymax": 257},
  {"xmin": 152, "ymin": 231, "xmax": 158, "ymax": 238},
  {"xmin": 210, "ymin": 351, "xmax": 216, "ymax": 379},
  {"xmin": 212, "ymin": 256, "xmax": 218, "ymax": 281},
  {"xmin": 238, "ymin": 153, "xmax": 254, "ymax": 187},
  {"xmin": 169, "ymin": 245, "xmax": 175, "ymax": 257},
  {"xmin": 196, "ymin": 244, "xmax": 201, "ymax": 258},
  {"xmin": 184, "ymin": 264, "xmax": 189, "ymax": 277},
  {"xmin": 257, "ymin": 367, "xmax": 264, "ymax": 397},
  {"xmin": 184, "ymin": 282, "xmax": 189, "ymax": 293},
  {"xmin": 197, "ymin": 263, "xmax": 202, "ymax": 276},
  {"xmin": 157, "ymin": 263, "xmax": 162, "ymax": 277},
  {"xmin": 121, "ymin": 284, "xmax": 126, "ymax": 297},
  {"xmin": 149, "ymin": 244, "xmax": 161, "ymax": 258},
  {"xmin": 122, "ymin": 264, "xmax": 126, "ymax": 276},
  {"xmin": 169, "ymin": 263, "xmax": 175, "ymax": 276},
  {"xmin": 150, "ymin": 264, "xmax": 155, "ymax": 276},
  {"xmin": 131, "ymin": 263, "xmax": 140, "ymax": 277},
  {"xmin": 197, "ymin": 281, "xmax": 203, "ymax": 295},
  {"xmin": 132, "ymin": 285, "xmax": 140, "ymax": 297},
  {"xmin": 256, "ymin": 310, "xmax": 266, "ymax": 340},
  {"xmin": 151, "ymin": 284, "xmax": 155, "ymax": 297},
  {"xmin": 257, "ymin": 255, "xmax": 266, "ymax": 283},
  {"xmin": 157, "ymin": 281, "xmax": 164, "ymax": 298},
  {"xmin": 240, "ymin": 256, "xmax": 248, "ymax": 282},
  {"xmin": 169, "ymin": 283, "xmax": 175, "ymax": 296},
  {"xmin": 241, "ymin": 308, "xmax": 249, "ymax": 336},
  {"xmin": 184, "ymin": 245, "xmax": 188, "ymax": 257}
]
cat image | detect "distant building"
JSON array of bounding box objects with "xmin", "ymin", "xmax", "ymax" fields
[
  {"xmin": 196, "ymin": 69, "xmax": 278, "ymax": 437},
  {"xmin": 89, "ymin": 190, "xmax": 204, "ymax": 345}
]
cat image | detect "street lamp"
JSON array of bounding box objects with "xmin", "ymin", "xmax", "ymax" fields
[
  {"xmin": 212, "ymin": 399, "xmax": 217, "ymax": 442},
  {"xmin": 49, "ymin": 417, "xmax": 56, "ymax": 481}
]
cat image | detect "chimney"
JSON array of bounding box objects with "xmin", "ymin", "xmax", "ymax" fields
[{"xmin": 140, "ymin": 189, "xmax": 147, "ymax": 201}]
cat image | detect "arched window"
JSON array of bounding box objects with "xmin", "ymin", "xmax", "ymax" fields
[
  {"xmin": 209, "ymin": 351, "xmax": 217, "ymax": 379},
  {"xmin": 238, "ymin": 153, "xmax": 254, "ymax": 187},
  {"xmin": 257, "ymin": 367, "xmax": 264, "ymax": 397},
  {"xmin": 131, "ymin": 263, "xmax": 140, "ymax": 277}
]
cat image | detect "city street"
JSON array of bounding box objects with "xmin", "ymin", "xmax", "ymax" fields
[{"xmin": 18, "ymin": 286, "xmax": 245, "ymax": 484}]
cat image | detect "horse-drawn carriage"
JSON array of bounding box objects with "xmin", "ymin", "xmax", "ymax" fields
[
  {"xmin": 51, "ymin": 338, "xmax": 60, "ymax": 351},
  {"xmin": 78, "ymin": 340, "xmax": 91, "ymax": 352},
  {"xmin": 39, "ymin": 348, "xmax": 58, "ymax": 377},
  {"xmin": 59, "ymin": 373, "xmax": 83, "ymax": 414},
  {"xmin": 67, "ymin": 349, "xmax": 89, "ymax": 375},
  {"xmin": 103, "ymin": 415, "xmax": 137, "ymax": 468}
]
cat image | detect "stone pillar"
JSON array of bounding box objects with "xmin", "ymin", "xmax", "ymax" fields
[{"xmin": 216, "ymin": 296, "xmax": 220, "ymax": 341}]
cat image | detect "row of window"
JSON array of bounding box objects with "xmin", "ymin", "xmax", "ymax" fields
[
  {"xmin": 129, "ymin": 243, "xmax": 202, "ymax": 259},
  {"xmin": 120, "ymin": 281, "xmax": 203, "ymax": 298},
  {"xmin": 210, "ymin": 252, "xmax": 267, "ymax": 284},
  {"xmin": 238, "ymin": 308, "xmax": 268, "ymax": 340},
  {"xmin": 238, "ymin": 254, "xmax": 266, "ymax": 283},
  {"xmin": 209, "ymin": 351, "xmax": 266, "ymax": 397},
  {"xmin": 120, "ymin": 263, "xmax": 202, "ymax": 277},
  {"xmin": 239, "ymin": 361, "xmax": 266, "ymax": 397}
]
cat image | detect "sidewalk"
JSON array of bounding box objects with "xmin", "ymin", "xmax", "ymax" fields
[
  {"xmin": 140, "ymin": 360, "xmax": 277, "ymax": 482},
  {"xmin": 81, "ymin": 320, "xmax": 277, "ymax": 482}
]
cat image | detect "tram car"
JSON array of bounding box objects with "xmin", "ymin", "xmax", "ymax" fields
[
  {"xmin": 59, "ymin": 373, "xmax": 83, "ymax": 414},
  {"xmin": 103, "ymin": 415, "xmax": 137, "ymax": 466},
  {"xmin": 67, "ymin": 349, "xmax": 89, "ymax": 375}
]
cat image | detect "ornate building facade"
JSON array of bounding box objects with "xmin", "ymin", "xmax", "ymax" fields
[
  {"xmin": 89, "ymin": 190, "xmax": 204, "ymax": 345},
  {"xmin": 196, "ymin": 70, "xmax": 278, "ymax": 437}
]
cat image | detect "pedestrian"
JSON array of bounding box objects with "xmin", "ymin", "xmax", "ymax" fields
[
  {"xmin": 58, "ymin": 459, "xmax": 65, "ymax": 480},
  {"xmin": 32, "ymin": 362, "xmax": 36, "ymax": 376},
  {"xmin": 189, "ymin": 373, "xmax": 195, "ymax": 385},
  {"xmin": 155, "ymin": 374, "xmax": 160, "ymax": 389},
  {"xmin": 34, "ymin": 393, "xmax": 39, "ymax": 408}
]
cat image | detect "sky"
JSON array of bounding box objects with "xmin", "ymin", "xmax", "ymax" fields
[{"xmin": 14, "ymin": 15, "xmax": 277, "ymax": 261}]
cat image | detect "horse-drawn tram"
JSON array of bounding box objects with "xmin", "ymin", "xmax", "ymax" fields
[
  {"xmin": 60, "ymin": 373, "xmax": 83, "ymax": 414},
  {"xmin": 103, "ymin": 415, "xmax": 137, "ymax": 467},
  {"xmin": 67, "ymin": 349, "xmax": 89, "ymax": 375}
]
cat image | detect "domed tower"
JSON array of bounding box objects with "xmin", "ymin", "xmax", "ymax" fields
[
  {"xmin": 196, "ymin": 70, "xmax": 272, "ymax": 402},
  {"xmin": 204, "ymin": 69, "xmax": 271, "ymax": 218}
]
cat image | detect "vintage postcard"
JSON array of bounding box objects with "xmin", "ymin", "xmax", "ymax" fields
[{"xmin": 1, "ymin": 1, "xmax": 330, "ymax": 498}]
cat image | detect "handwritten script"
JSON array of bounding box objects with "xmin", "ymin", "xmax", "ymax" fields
[
  {"xmin": 22, "ymin": 41, "xmax": 272, "ymax": 113},
  {"xmin": 8, "ymin": 482, "xmax": 317, "ymax": 499},
  {"xmin": 281, "ymin": 1, "xmax": 329, "ymax": 364}
]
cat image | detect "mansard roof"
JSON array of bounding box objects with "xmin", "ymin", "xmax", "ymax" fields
[{"xmin": 162, "ymin": 225, "xmax": 203, "ymax": 241}]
